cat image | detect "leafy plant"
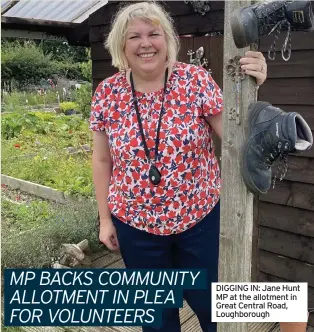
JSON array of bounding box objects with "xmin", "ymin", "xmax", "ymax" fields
[
  {"xmin": 2, "ymin": 199, "xmax": 102, "ymax": 269},
  {"xmin": 1, "ymin": 39, "xmax": 90, "ymax": 87},
  {"xmin": 2, "ymin": 199, "xmax": 55, "ymax": 234},
  {"xmin": 79, "ymin": 49, "xmax": 92, "ymax": 82},
  {"xmin": 2, "ymin": 91, "xmax": 59, "ymax": 113},
  {"xmin": 75, "ymin": 83, "xmax": 92, "ymax": 119},
  {"xmin": 2, "ymin": 112, "xmax": 52, "ymax": 139},
  {"xmin": 1, "ymin": 40, "xmax": 55, "ymax": 88},
  {"xmin": 2, "ymin": 110, "xmax": 94, "ymax": 196},
  {"xmin": 1, "ymin": 115, "xmax": 24, "ymax": 139},
  {"xmin": 59, "ymin": 101, "xmax": 79, "ymax": 113}
]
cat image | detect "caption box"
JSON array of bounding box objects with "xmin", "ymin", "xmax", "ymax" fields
[
  {"xmin": 212, "ymin": 282, "xmax": 308, "ymax": 322},
  {"xmin": 4, "ymin": 268, "xmax": 206, "ymax": 326}
]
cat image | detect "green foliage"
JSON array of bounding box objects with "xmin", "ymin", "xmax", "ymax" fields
[
  {"xmin": 59, "ymin": 101, "xmax": 79, "ymax": 112},
  {"xmin": 1, "ymin": 40, "xmax": 55, "ymax": 88},
  {"xmin": 1, "ymin": 39, "xmax": 91, "ymax": 87},
  {"xmin": 79, "ymin": 48, "xmax": 92, "ymax": 82},
  {"xmin": 3, "ymin": 152, "xmax": 93, "ymax": 197},
  {"xmin": 79, "ymin": 60, "xmax": 92, "ymax": 82},
  {"xmin": 1, "ymin": 111, "xmax": 87, "ymax": 140},
  {"xmin": 2, "ymin": 199, "xmax": 54, "ymax": 235},
  {"xmin": 1, "ymin": 111, "xmax": 94, "ymax": 197},
  {"xmin": 2, "ymin": 112, "xmax": 54, "ymax": 139},
  {"xmin": 39, "ymin": 40, "xmax": 89, "ymax": 63},
  {"xmin": 53, "ymin": 61, "xmax": 82, "ymax": 80},
  {"xmin": 2, "ymin": 91, "xmax": 58, "ymax": 111},
  {"xmin": 75, "ymin": 83, "xmax": 92, "ymax": 119},
  {"xmin": 2, "ymin": 199, "xmax": 102, "ymax": 269}
]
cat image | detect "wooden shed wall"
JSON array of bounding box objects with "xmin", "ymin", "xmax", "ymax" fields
[{"xmin": 257, "ymin": 31, "xmax": 314, "ymax": 326}]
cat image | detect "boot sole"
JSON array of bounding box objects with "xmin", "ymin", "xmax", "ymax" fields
[
  {"xmin": 240, "ymin": 101, "xmax": 272, "ymax": 195},
  {"xmin": 231, "ymin": 8, "xmax": 248, "ymax": 48}
]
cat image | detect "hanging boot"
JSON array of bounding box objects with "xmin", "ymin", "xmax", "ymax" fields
[
  {"xmin": 241, "ymin": 101, "xmax": 313, "ymax": 195},
  {"xmin": 231, "ymin": 0, "xmax": 314, "ymax": 60}
]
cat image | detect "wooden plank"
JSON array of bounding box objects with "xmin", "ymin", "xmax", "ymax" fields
[
  {"xmin": 181, "ymin": 315, "xmax": 201, "ymax": 332},
  {"xmin": 259, "ymin": 226, "xmax": 314, "ymax": 264},
  {"xmin": 260, "ymin": 180, "xmax": 314, "ymax": 212},
  {"xmin": 89, "ymin": 25, "xmax": 109, "ymax": 43},
  {"xmin": 259, "ymin": 31, "xmax": 314, "ymax": 52},
  {"xmin": 247, "ymin": 322, "xmax": 278, "ymax": 332},
  {"xmin": 257, "ymin": 272, "xmax": 314, "ymax": 308},
  {"xmin": 284, "ymin": 156, "xmax": 314, "ymax": 184},
  {"xmin": 88, "ymin": 2, "xmax": 120, "ymax": 26},
  {"xmin": 91, "ymin": 42, "xmax": 111, "ymax": 61},
  {"xmin": 264, "ymin": 50, "xmax": 314, "ymax": 78},
  {"xmin": 175, "ymin": 11, "xmax": 224, "ymax": 35},
  {"xmin": 110, "ymin": 326, "xmax": 140, "ymax": 332},
  {"xmin": 93, "ymin": 78, "xmax": 104, "ymax": 93},
  {"xmin": 219, "ymin": 1, "xmax": 256, "ymax": 332},
  {"xmin": 92, "ymin": 60, "xmax": 117, "ymax": 79},
  {"xmin": 193, "ymin": 36, "xmax": 224, "ymax": 88},
  {"xmin": 21, "ymin": 328, "xmax": 65, "ymax": 332},
  {"xmin": 106, "ymin": 258, "xmax": 125, "ymax": 269},
  {"xmin": 178, "ymin": 36, "xmax": 194, "ymax": 64},
  {"xmin": 92, "ymin": 68, "xmax": 117, "ymax": 80},
  {"xmin": 90, "ymin": 250, "xmax": 110, "ymax": 262},
  {"xmin": 258, "ymin": 202, "xmax": 314, "ymax": 237},
  {"xmin": 91, "ymin": 252, "xmax": 121, "ymax": 268},
  {"xmin": 290, "ymin": 147, "xmax": 314, "ymax": 159},
  {"xmin": 208, "ymin": 36, "xmax": 224, "ymax": 88},
  {"xmin": 258, "ymin": 250, "xmax": 314, "ymax": 287},
  {"xmin": 180, "ymin": 301, "xmax": 195, "ymax": 325},
  {"xmin": 191, "ymin": 35, "xmax": 224, "ymax": 163},
  {"xmin": 258, "ymin": 78, "xmax": 314, "ymax": 105},
  {"xmin": 191, "ymin": 35, "xmax": 223, "ymax": 163},
  {"xmin": 70, "ymin": 327, "xmax": 116, "ymax": 332}
]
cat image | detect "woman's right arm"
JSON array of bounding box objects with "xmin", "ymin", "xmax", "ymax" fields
[{"xmin": 92, "ymin": 131, "xmax": 119, "ymax": 251}]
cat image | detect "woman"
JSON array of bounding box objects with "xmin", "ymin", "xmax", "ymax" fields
[{"xmin": 90, "ymin": 2, "xmax": 267, "ymax": 331}]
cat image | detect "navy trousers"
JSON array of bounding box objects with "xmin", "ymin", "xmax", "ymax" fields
[{"xmin": 112, "ymin": 201, "xmax": 220, "ymax": 332}]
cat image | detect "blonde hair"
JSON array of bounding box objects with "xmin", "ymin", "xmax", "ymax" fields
[{"xmin": 105, "ymin": 2, "xmax": 180, "ymax": 71}]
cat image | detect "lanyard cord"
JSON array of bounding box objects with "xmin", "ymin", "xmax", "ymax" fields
[{"xmin": 130, "ymin": 68, "xmax": 168, "ymax": 164}]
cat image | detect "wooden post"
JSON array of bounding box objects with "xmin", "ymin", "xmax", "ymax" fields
[{"xmin": 218, "ymin": 1, "xmax": 257, "ymax": 332}]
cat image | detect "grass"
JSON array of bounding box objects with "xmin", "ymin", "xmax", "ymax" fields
[
  {"xmin": 2, "ymin": 91, "xmax": 59, "ymax": 112},
  {"xmin": 1, "ymin": 199, "xmax": 103, "ymax": 269},
  {"xmin": 1, "ymin": 199, "xmax": 54, "ymax": 236},
  {"xmin": 1, "ymin": 111, "xmax": 94, "ymax": 197}
]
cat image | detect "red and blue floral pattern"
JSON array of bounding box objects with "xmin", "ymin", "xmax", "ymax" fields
[{"xmin": 90, "ymin": 62, "xmax": 223, "ymax": 235}]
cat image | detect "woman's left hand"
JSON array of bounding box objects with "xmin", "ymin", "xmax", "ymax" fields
[{"xmin": 240, "ymin": 51, "xmax": 267, "ymax": 86}]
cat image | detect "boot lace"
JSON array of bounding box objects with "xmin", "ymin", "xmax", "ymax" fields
[
  {"xmin": 259, "ymin": 140, "xmax": 289, "ymax": 188},
  {"xmin": 257, "ymin": 0, "xmax": 292, "ymax": 61}
]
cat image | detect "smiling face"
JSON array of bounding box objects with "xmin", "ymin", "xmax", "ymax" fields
[{"xmin": 124, "ymin": 18, "xmax": 168, "ymax": 75}]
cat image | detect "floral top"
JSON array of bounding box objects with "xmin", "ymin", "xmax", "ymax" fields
[{"xmin": 90, "ymin": 62, "xmax": 223, "ymax": 235}]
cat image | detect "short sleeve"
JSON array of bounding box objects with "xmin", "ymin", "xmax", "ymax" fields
[
  {"xmin": 198, "ymin": 69, "xmax": 223, "ymax": 117},
  {"xmin": 89, "ymin": 81, "xmax": 110, "ymax": 132}
]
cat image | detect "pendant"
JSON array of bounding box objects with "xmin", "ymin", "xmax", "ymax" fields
[{"xmin": 149, "ymin": 165, "xmax": 161, "ymax": 185}]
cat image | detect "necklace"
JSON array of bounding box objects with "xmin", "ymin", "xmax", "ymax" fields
[{"xmin": 130, "ymin": 69, "xmax": 168, "ymax": 186}]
